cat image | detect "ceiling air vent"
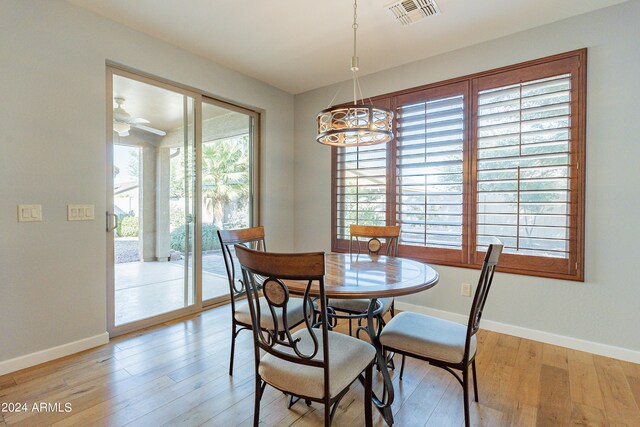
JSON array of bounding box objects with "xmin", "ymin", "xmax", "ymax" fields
[{"xmin": 386, "ymin": 0, "xmax": 440, "ymax": 26}]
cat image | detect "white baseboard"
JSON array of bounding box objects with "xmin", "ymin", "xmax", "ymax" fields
[
  {"xmin": 394, "ymin": 302, "xmax": 640, "ymax": 364},
  {"xmin": 0, "ymin": 332, "xmax": 110, "ymax": 376}
]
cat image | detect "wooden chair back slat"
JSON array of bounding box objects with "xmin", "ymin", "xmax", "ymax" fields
[
  {"xmin": 218, "ymin": 226, "xmax": 265, "ymax": 245},
  {"xmin": 235, "ymin": 245, "xmax": 325, "ymax": 279},
  {"xmin": 349, "ymin": 224, "xmax": 401, "ymax": 256},
  {"xmin": 350, "ymin": 224, "xmax": 401, "ymax": 239}
]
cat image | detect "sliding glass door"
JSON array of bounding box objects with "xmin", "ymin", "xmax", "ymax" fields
[
  {"xmin": 107, "ymin": 67, "xmax": 259, "ymax": 334},
  {"xmin": 108, "ymin": 70, "xmax": 197, "ymax": 334},
  {"xmin": 201, "ymin": 98, "xmax": 255, "ymax": 304}
]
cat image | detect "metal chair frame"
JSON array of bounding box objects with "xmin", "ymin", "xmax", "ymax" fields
[
  {"xmin": 382, "ymin": 242, "xmax": 503, "ymax": 427},
  {"xmin": 218, "ymin": 226, "xmax": 306, "ymax": 376},
  {"xmin": 235, "ymin": 245, "xmax": 374, "ymax": 427}
]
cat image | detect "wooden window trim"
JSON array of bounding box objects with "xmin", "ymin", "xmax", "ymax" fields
[
  {"xmin": 394, "ymin": 81, "xmax": 470, "ymax": 266},
  {"xmin": 331, "ymin": 49, "xmax": 586, "ymax": 281},
  {"xmin": 469, "ymin": 54, "xmax": 585, "ymax": 281}
]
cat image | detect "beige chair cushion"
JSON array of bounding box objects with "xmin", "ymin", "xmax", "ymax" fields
[
  {"xmin": 328, "ymin": 297, "xmax": 393, "ymax": 315},
  {"xmin": 235, "ymin": 296, "xmax": 308, "ymax": 330},
  {"xmin": 259, "ymin": 329, "xmax": 376, "ymax": 399},
  {"xmin": 380, "ymin": 312, "xmax": 476, "ymax": 364}
]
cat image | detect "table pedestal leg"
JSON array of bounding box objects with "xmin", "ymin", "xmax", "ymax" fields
[{"xmin": 364, "ymin": 298, "xmax": 394, "ymax": 426}]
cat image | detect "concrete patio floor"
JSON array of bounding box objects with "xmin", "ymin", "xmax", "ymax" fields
[{"xmin": 115, "ymin": 252, "xmax": 229, "ymax": 326}]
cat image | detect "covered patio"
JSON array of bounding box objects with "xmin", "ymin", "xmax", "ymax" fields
[{"xmin": 115, "ymin": 251, "xmax": 230, "ymax": 325}]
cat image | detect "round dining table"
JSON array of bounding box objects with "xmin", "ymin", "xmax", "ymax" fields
[{"xmin": 286, "ymin": 252, "xmax": 439, "ymax": 426}]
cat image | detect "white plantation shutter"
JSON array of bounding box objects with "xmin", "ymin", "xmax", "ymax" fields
[
  {"xmin": 335, "ymin": 143, "xmax": 388, "ymax": 241},
  {"xmin": 476, "ymin": 74, "xmax": 572, "ymax": 258},
  {"xmin": 396, "ymin": 94, "xmax": 465, "ymax": 250}
]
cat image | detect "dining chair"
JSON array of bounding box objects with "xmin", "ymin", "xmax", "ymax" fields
[
  {"xmin": 328, "ymin": 224, "xmax": 401, "ymax": 336},
  {"xmin": 379, "ymin": 241, "xmax": 503, "ymax": 427},
  {"xmin": 218, "ymin": 226, "xmax": 308, "ymax": 376},
  {"xmin": 235, "ymin": 245, "xmax": 376, "ymax": 427}
]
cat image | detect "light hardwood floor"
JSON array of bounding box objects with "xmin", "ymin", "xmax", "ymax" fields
[{"xmin": 1, "ymin": 305, "xmax": 639, "ymax": 426}]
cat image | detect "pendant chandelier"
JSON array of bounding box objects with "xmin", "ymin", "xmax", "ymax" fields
[{"xmin": 316, "ymin": 0, "xmax": 393, "ymax": 147}]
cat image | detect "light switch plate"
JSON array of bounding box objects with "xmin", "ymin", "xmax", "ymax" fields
[
  {"xmin": 68, "ymin": 204, "xmax": 95, "ymax": 221},
  {"xmin": 18, "ymin": 204, "xmax": 42, "ymax": 222}
]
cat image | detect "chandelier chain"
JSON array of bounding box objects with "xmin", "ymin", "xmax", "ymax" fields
[
  {"xmin": 352, "ymin": 0, "xmax": 359, "ymax": 105},
  {"xmin": 353, "ymin": 0, "xmax": 358, "ymax": 59},
  {"xmin": 315, "ymin": 0, "xmax": 394, "ymax": 147}
]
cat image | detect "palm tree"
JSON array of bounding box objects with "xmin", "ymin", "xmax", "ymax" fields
[{"xmin": 201, "ymin": 136, "xmax": 249, "ymax": 228}]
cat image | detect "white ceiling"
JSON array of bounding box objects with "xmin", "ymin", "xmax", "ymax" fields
[
  {"xmin": 113, "ymin": 74, "xmax": 231, "ymax": 133},
  {"xmin": 69, "ymin": 0, "xmax": 627, "ymax": 94},
  {"xmin": 113, "ymin": 74, "xmax": 185, "ymax": 131}
]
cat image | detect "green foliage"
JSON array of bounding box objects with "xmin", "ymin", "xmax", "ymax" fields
[
  {"xmin": 167, "ymin": 135, "xmax": 251, "ymax": 229},
  {"xmin": 118, "ymin": 216, "xmax": 139, "ymax": 237},
  {"xmin": 170, "ymin": 225, "xmax": 190, "ymax": 253},
  {"xmin": 170, "ymin": 224, "xmax": 220, "ymax": 253},
  {"xmin": 201, "ymin": 224, "xmax": 220, "ymax": 252},
  {"xmin": 202, "ymin": 136, "xmax": 250, "ymax": 228}
]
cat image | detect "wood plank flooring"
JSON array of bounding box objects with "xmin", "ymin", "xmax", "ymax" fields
[{"xmin": 0, "ymin": 305, "xmax": 638, "ymax": 426}]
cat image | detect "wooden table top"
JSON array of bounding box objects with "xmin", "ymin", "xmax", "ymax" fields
[{"xmin": 286, "ymin": 253, "xmax": 439, "ymax": 299}]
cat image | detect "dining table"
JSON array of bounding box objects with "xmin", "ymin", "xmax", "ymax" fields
[{"xmin": 285, "ymin": 252, "xmax": 439, "ymax": 426}]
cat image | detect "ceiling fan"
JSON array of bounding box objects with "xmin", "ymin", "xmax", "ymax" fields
[{"xmin": 113, "ymin": 97, "xmax": 166, "ymax": 137}]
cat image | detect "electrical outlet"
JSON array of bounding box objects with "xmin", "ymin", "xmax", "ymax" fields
[{"xmin": 461, "ymin": 282, "xmax": 472, "ymax": 297}]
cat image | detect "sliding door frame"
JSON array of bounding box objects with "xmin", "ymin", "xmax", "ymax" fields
[
  {"xmin": 106, "ymin": 63, "xmax": 261, "ymax": 336},
  {"xmin": 201, "ymin": 96, "xmax": 260, "ymax": 308}
]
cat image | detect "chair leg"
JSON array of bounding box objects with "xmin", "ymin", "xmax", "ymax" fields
[
  {"xmin": 399, "ymin": 354, "xmax": 406, "ymax": 380},
  {"xmin": 364, "ymin": 363, "xmax": 373, "ymax": 427},
  {"xmin": 390, "ymin": 300, "xmax": 395, "ymax": 317},
  {"xmin": 349, "ymin": 318, "xmax": 352, "ymax": 336},
  {"xmin": 472, "ymin": 359, "xmax": 479, "ymax": 402},
  {"xmin": 253, "ymin": 377, "xmax": 263, "ymax": 427},
  {"xmin": 324, "ymin": 400, "xmax": 331, "ymax": 427},
  {"xmin": 462, "ymin": 366, "xmax": 470, "ymax": 427},
  {"xmin": 287, "ymin": 394, "xmax": 297, "ymax": 409},
  {"xmin": 229, "ymin": 323, "xmax": 237, "ymax": 376}
]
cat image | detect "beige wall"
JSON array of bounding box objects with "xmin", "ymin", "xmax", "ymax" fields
[
  {"xmin": 293, "ymin": 1, "xmax": 640, "ymax": 355},
  {"xmin": 1, "ymin": 0, "xmax": 638, "ymax": 368},
  {"xmin": 0, "ymin": 0, "xmax": 294, "ymax": 363}
]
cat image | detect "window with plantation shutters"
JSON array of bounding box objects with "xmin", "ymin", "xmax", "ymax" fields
[
  {"xmin": 394, "ymin": 82, "xmax": 468, "ymax": 264},
  {"xmin": 334, "ymin": 143, "xmax": 388, "ymax": 243},
  {"xmin": 475, "ymin": 74, "xmax": 572, "ymax": 258},
  {"xmin": 331, "ymin": 50, "xmax": 585, "ymax": 280},
  {"xmin": 471, "ymin": 54, "xmax": 584, "ymax": 280}
]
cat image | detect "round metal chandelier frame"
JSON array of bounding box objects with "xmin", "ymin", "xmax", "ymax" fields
[
  {"xmin": 317, "ymin": 105, "xmax": 393, "ymax": 146},
  {"xmin": 316, "ymin": 0, "xmax": 394, "ymax": 147}
]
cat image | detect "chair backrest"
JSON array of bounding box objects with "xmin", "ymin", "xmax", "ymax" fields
[
  {"xmin": 349, "ymin": 224, "xmax": 401, "ymax": 256},
  {"xmin": 217, "ymin": 226, "xmax": 266, "ymax": 309},
  {"xmin": 235, "ymin": 245, "xmax": 331, "ymax": 395},
  {"xmin": 464, "ymin": 241, "xmax": 503, "ymax": 361}
]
